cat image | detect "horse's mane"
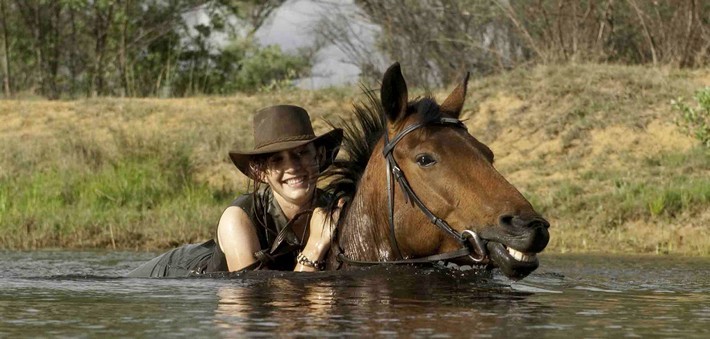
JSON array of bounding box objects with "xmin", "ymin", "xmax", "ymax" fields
[
  {"xmin": 321, "ymin": 87, "xmax": 442, "ymax": 215},
  {"xmin": 321, "ymin": 89, "xmax": 385, "ymax": 213}
]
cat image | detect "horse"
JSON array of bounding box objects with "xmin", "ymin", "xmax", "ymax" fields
[{"xmin": 322, "ymin": 63, "xmax": 550, "ymax": 280}]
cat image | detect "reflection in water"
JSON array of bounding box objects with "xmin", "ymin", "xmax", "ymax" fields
[
  {"xmin": 0, "ymin": 252, "xmax": 708, "ymax": 337},
  {"xmin": 213, "ymin": 266, "xmax": 554, "ymax": 337},
  {"xmin": 215, "ymin": 278, "xmax": 338, "ymax": 336}
]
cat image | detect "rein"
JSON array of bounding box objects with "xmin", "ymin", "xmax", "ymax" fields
[{"xmin": 337, "ymin": 116, "xmax": 488, "ymax": 267}]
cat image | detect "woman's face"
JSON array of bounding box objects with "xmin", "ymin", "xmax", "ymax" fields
[{"xmin": 261, "ymin": 142, "xmax": 321, "ymax": 207}]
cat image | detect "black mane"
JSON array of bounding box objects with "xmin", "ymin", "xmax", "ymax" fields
[{"xmin": 321, "ymin": 87, "xmax": 442, "ymax": 215}]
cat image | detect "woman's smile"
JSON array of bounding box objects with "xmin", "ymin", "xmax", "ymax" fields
[{"xmin": 283, "ymin": 175, "xmax": 307, "ymax": 187}]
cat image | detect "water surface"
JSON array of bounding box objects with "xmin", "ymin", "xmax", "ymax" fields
[{"xmin": 0, "ymin": 251, "xmax": 707, "ymax": 337}]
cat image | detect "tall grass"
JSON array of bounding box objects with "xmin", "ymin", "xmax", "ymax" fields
[
  {"xmin": 521, "ymin": 147, "xmax": 710, "ymax": 255},
  {"xmin": 0, "ymin": 135, "xmax": 226, "ymax": 249},
  {"xmin": 1, "ymin": 64, "xmax": 708, "ymax": 254},
  {"xmin": 1, "ymin": 98, "xmax": 238, "ymax": 249}
]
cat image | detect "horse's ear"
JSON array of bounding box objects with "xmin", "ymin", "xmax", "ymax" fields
[
  {"xmin": 381, "ymin": 62, "xmax": 408, "ymax": 123},
  {"xmin": 440, "ymin": 72, "xmax": 470, "ymax": 118}
]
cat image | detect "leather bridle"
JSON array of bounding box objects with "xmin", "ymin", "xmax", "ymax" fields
[{"xmin": 337, "ymin": 115, "xmax": 488, "ymax": 266}]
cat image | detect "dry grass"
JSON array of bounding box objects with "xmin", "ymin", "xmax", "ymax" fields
[
  {"xmin": 460, "ymin": 63, "xmax": 710, "ymax": 255},
  {"xmin": 1, "ymin": 64, "xmax": 708, "ymax": 255}
]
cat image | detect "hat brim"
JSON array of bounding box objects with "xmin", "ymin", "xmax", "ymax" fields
[{"xmin": 229, "ymin": 128, "xmax": 343, "ymax": 180}]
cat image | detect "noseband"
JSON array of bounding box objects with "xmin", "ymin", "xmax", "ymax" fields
[{"xmin": 337, "ymin": 115, "xmax": 488, "ymax": 266}]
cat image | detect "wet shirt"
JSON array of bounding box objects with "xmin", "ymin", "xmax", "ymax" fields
[{"xmin": 203, "ymin": 187, "xmax": 332, "ymax": 272}]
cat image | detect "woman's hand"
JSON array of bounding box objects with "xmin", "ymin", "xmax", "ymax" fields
[{"xmin": 295, "ymin": 199, "xmax": 344, "ymax": 272}]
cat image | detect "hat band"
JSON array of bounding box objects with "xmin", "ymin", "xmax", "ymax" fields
[{"xmin": 255, "ymin": 134, "xmax": 316, "ymax": 150}]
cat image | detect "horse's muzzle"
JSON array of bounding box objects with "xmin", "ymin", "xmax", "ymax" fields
[{"xmin": 474, "ymin": 215, "xmax": 551, "ymax": 280}]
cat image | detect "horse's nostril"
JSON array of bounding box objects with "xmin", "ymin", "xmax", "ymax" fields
[
  {"xmin": 526, "ymin": 218, "xmax": 550, "ymax": 230},
  {"xmin": 527, "ymin": 218, "xmax": 550, "ymax": 229},
  {"xmin": 499, "ymin": 215, "xmax": 514, "ymax": 226},
  {"xmin": 500, "ymin": 215, "xmax": 550, "ymax": 229}
]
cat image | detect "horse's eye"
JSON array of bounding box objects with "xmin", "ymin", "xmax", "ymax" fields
[{"xmin": 415, "ymin": 153, "xmax": 437, "ymax": 167}]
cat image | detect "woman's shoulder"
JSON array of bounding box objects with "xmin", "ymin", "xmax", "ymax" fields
[
  {"xmin": 230, "ymin": 193, "xmax": 253, "ymax": 208},
  {"xmin": 229, "ymin": 186, "xmax": 277, "ymax": 219},
  {"xmin": 230, "ymin": 186, "xmax": 269, "ymax": 208},
  {"xmin": 225, "ymin": 193, "xmax": 255, "ymax": 222}
]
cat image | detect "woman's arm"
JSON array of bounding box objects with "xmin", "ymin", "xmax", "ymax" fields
[
  {"xmin": 295, "ymin": 199, "xmax": 343, "ymax": 272},
  {"xmin": 217, "ymin": 206, "xmax": 261, "ymax": 271}
]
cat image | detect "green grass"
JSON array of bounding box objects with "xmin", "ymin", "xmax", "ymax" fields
[
  {"xmin": 582, "ymin": 151, "xmax": 707, "ymax": 217},
  {"xmin": 0, "ymin": 157, "xmax": 229, "ymax": 249},
  {"xmin": 0, "ymin": 124, "xmax": 235, "ymax": 249},
  {"xmin": 1, "ymin": 63, "xmax": 708, "ymax": 254},
  {"xmin": 519, "ymin": 146, "xmax": 710, "ymax": 255}
]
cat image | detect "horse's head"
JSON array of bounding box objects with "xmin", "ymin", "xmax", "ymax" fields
[{"xmin": 377, "ymin": 63, "xmax": 550, "ymax": 280}]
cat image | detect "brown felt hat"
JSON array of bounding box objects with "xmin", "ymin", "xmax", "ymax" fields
[{"xmin": 229, "ymin": 105, "xmax": 343, "ymax": 179}]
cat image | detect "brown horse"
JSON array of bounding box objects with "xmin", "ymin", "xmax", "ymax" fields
[{"xmin": 322, "ymin": 63, "xmax": 550, "ymax": 280}]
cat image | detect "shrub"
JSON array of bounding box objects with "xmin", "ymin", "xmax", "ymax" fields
[{"xmin": 672, "ymin": 87, "xmax": 710, "ymax": 147}]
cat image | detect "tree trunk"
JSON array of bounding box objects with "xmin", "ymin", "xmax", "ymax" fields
[
  {"xmin": 597, "ymin": 0, "xmax": 615, "ymax": 53},
  {"xmin": 32, "ymin": 3, "xmax": 44, "ymax": 96},
  {"xmin": 627, "ymin": 0, "xmax": 657, "ymax": 65},
  {"xmin": 0, "ymin": 0, "xmax": 12, "ymax": 97},
  {"xmin": 47, "ymin": 2, "xmax": 61, "ymax": 99},
  {"xmin": 495, "ymin": 0, "xmax": 546, "ymax": 62},
  {"xmin": 90, "ymin": 3, "xmax": 114, "ymax": 97},
  {"xmin": 680, "ymin": 0, "xmax": 697, "ymax": 68},
  {"xmin": 118, "ymin": 0, "xmax": 130, "ymax": 97},
  {"xmin": 69, "ymin": 6, "xmax": 78, "ymax": 97}
]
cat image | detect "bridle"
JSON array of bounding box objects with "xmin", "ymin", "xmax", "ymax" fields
[{"xmin": 337, "ymin": 114, "xmax": 488, "ymax": 266}]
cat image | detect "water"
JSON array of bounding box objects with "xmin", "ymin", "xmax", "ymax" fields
[{"xmin": 0, "ymin": 251, "xmax": 708, "ymax": 338}]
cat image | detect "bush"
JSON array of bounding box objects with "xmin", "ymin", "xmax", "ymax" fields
[
  {"xmin": 672, "ymin": 87, "xmax": 710, "ymax": 148},
  {"xmin": 209, "ymin": 39, "xmax": 310, "ymax": 94},
  {"xmin": 171, "ymin": 37, "xmax": 311, "ymax": 96}
]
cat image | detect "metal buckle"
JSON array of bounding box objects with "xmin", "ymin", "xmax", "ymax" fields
[
  {"xmin": 462, "ymin": 230, "xmax": 488, "ymax": 263},
  {"xmin": 391, "ymin": 164, "xmax": 403, "ymax": 178}
]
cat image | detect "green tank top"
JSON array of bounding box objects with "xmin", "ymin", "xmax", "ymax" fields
[{"xmin": 203, "ymin": 186, "xmax": 332, "ymax": 272}]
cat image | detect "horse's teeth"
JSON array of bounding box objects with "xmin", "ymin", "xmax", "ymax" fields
[{"xmin": 507, "ymin": 247, "xmax": 536, "ymax": 262}]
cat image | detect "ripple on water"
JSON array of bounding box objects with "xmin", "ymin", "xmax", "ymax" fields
[{"xmin": 0, "ymin": 251, "xmax": 708, "ymax": 337}]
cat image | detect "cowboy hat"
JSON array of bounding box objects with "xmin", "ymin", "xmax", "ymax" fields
[{"xmin": 229, "ymin": 105, "xmax": 343, "ymax": 179}]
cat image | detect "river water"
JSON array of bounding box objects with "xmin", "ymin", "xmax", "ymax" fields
[{"xmin": 0, "ymin": 251, "xmax": 707, "ymax": 338}]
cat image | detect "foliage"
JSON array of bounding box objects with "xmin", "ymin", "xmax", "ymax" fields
[
  {"xmin": 0, "ymin": 0, "xmax": 302, "ymax": 99},
  {"xmin": 0, "ymin": 158, "xmax": 226, "ymax": 249},
  {"xmin": 172, "ymin": 38, "xmax": 309, "ymax": 95},
  {"xmin": 317, "ymin": 0, "xmax": 710, "ymax": 87},
  {"xmin": 672, "ymin": 87, "xmax": 710, "ymax": 148}
]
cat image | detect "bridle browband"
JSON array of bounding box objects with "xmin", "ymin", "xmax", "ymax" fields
[{"xmin": 337, "ymin": 114, "xmax": 488, "ymax": 267}]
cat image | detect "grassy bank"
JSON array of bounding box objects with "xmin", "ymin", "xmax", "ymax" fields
[{"xmin": 1, "ymin": 64, "xmax": 708, "ymax": 254}]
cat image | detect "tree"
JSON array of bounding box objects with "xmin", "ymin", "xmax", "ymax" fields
[
  {"xmin": 315, "ymin": 0, "xmax": 710, "ymax": 88},
  {"xmin": 0, "ymin": 0, "xmax": 12, "ymax": 97},
  {"xmin": 0, "ymin": 0, "xmax": 308, "ymax": 98},
  {"xmin": 315, "ymin": 0, "xmax": 524, "ymax": 88}
]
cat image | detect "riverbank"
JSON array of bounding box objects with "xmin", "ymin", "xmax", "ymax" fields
[{"xmin": 1, "ymin": 63, "xmax": 708, "ymax": 255}]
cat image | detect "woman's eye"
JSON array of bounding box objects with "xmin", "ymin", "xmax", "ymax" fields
[
  {"xmin": 269, "ymin": 156, "xmax": 283, "ymax": 165},
  {"xmin": 295, "ymin": 150, "xmax": 313, "ymax": 161},
  {"xmin": 415, "ymin": 153, "xmax": 436, "ymax": 167}
]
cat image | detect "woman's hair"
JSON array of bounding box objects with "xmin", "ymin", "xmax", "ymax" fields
[
  {"xmin": 246, "ymin": 154, "xmax": 271, "ymax": 236},
  {"xmin": 247, "ymin": 153, "xmax": 271, "ymax": 184}
]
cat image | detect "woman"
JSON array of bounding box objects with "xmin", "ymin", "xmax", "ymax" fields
[{"xmin": 128, "ymin": 105, "xmax": 343, "ymax": 277}]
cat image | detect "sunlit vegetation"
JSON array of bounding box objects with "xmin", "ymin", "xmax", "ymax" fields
[{"xmin": 1, "ymin": 64, "xmax": 708, "ymax": 255}]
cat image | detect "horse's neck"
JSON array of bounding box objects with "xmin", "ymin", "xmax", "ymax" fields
[{"xmin": 337, "ymin": 161, "xmax": 395, "ymax": 262}]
